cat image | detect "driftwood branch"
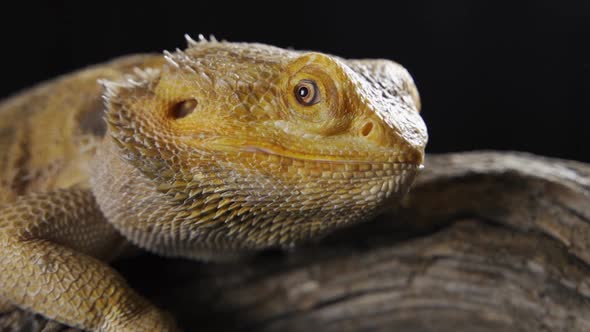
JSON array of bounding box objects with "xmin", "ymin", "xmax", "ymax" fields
[{"xmin": 3, "ymin": 151, "xmax": 590, "ymax": 332}]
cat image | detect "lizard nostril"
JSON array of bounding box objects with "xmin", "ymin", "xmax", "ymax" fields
[
  {"xmin": 170, "ymin": 99, "xmax": 198, "ymax": 119},
  {"xmin": 360, "ymin": 121, "xmax": 374, "ymax": 137}
]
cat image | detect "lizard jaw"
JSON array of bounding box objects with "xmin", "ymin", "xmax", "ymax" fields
[
  {"xmin": 239, "ymin": 145, "xmax": 421, "ymax": 166},
  {"xmin": 203, "ymin": 138, "xmax": 424, "ymax": 167}
]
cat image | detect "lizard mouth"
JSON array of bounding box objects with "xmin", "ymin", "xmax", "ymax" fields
[
  {"xmin": 237, "ymin": 145, "xmax": 423, "ymax": 174},
  {"xmin": 203, "ymin": 137, "xmax": 423, "ymax": 167}
]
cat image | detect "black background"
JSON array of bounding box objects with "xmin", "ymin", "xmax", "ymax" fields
[{"xmin": 1, "ymin": 1, "xmax": 588, "ymax": 161}]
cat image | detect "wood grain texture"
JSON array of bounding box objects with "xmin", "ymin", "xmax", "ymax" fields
[{"xmin": 2, "ymin": 151, "xmax": 590, "ymax": 332}]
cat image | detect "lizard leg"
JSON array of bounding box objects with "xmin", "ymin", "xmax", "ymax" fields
[{"xmin": 0, "ymin": 187, "xmax": 179, "ymax": 332}]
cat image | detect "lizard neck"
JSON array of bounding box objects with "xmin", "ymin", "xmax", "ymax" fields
[
  {"xmin": 91, "ymin": 139, "xmax": 187, "ymax": 257},
  {"xmin": 91, "ymin": 139, "xmax": 260, "ymax": 259}
]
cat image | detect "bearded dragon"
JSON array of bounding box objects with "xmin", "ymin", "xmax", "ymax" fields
[{"xmin": 0, "ymin": 35, "xmax": 427, "ymax": 331}]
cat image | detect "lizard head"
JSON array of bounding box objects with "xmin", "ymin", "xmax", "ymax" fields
[{"xmin": 93, "ymin": 37, "xmax": 427, "ymax": 256}]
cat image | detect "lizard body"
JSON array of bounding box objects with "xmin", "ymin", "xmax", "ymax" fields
[{"xmin": 0, "ymin": 36, "xmax": 427, "ymax": 331}]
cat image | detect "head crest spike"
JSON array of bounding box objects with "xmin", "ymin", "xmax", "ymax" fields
[
  {"xmin": 163, "ymin": 50, "xmax": 180, "ymax": 68},
  {"xmin": 174, "ymin": 48, "xmax": 192, "ymax": 64},
  {"xmin": 209, "ymin": 34, "xmax": 218, "ymax": 42},
  {"xmin": 97, "ymin": 79, "xmax": 127, "ymax": 100},
  {"xmin": 132, "ymin": 67, "xmax": 161, "ymax": 82},
  {"xmin": 185, "ymin": 33, "xmax": 198, "ymax": 47},
  {"xmin": 198, "ymin": 34, "xmax": 207, "ymax": 42}
]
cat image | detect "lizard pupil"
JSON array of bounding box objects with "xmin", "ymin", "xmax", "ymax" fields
[
  {"xmin": 298, "ymin": 86, "xmax": 309, "ymax": 97},
  {"xmin": 294, "ymin": 79, "xmax": 320, "ymax": 106}
]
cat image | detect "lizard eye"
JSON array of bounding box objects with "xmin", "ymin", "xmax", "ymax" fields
[{"xmin": 294, "ymin": 79, "xmax": 320, "ymax": 106}]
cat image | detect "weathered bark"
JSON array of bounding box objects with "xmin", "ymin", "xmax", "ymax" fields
[{"xmin": 2, "ymin": 151, "xmax": 590, "ymax": 332}]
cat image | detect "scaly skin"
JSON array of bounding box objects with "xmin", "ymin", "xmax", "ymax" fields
[{"xmin": 0, "ymin": 35, "xmax": 427, "ymax": 331}]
